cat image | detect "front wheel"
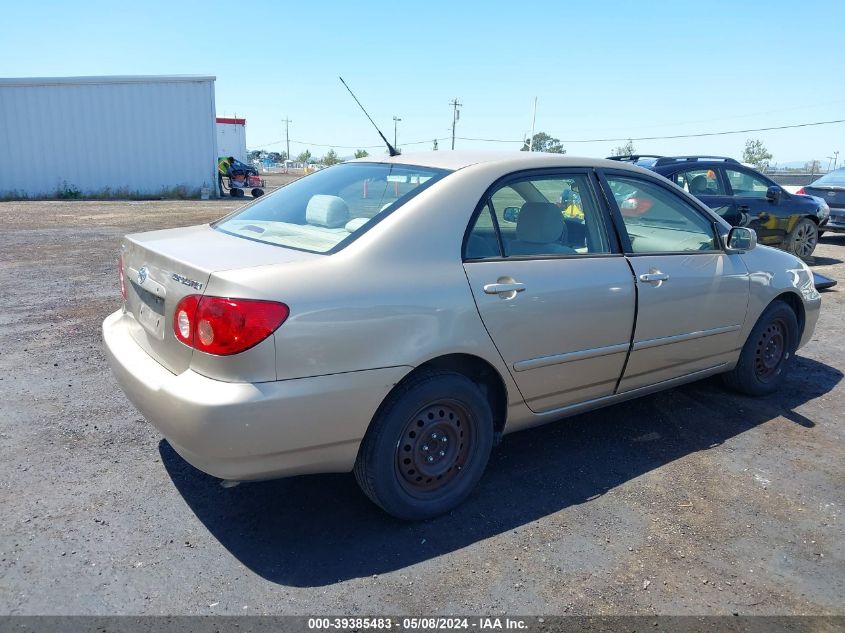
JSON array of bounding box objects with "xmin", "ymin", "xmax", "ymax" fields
[
  {"xmin": 784, "ymin": 218, "xmax": 819, "ymax": 260},
  {"xmin": 354, "ymin": 370, "xmax": 494, "ymax": 520},
  {"xmin": 722, "ymin": 301, "xmax": 798, "ymax": 396}
]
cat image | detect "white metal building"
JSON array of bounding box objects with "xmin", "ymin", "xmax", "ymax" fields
[
  {"xmin": 0, "ymin": 75, "xmax": 218, "ymax": 197},
  {"xmin": 216, "ymin": 117, "xmax": 247, "ymax": 163}
]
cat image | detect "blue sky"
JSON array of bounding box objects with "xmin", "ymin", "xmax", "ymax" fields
[{"xmin": 2, "ymin": 0, "xmax": 844, "ymax": 165}]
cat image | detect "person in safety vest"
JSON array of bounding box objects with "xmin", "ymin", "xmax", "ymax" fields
[
  {"xmin": 559, "ymin": 187, "xmax": 584, "ymax": 220},
  {"xmin": 217, "ymin": 156, "xmax": 235, "ymax": 196}
]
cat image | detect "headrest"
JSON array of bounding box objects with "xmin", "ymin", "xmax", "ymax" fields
[
  {"xmin": 689, "ymin": 175, "xmax": 708, "ymax": 194},
  {"xmin": 306, "ymin": 195, "xmax": 349, "ymax": 228},
  {"xmin": 345, "ymin": 217, "xmax": 369, "ymax": 233},
  {"xmin": 516, "ymin": 202, "xmax": 565, "ymax": 243}
]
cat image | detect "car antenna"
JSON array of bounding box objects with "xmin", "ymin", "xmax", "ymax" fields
[{"xmin": 339, "ymin": 76, "xmax": 399, "ymax": 157}]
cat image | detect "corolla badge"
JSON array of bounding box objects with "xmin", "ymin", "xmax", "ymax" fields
[
  {"xmin": 171, "ymin": 273, "xmax": 204, "ymax": 291},
  {"xmin": 137, "ymin": 266, "xmax": 148, "ymax": 285},
  {"xmin": 829, "ymin": 191, "xmax": 836, "ymax": 198}
]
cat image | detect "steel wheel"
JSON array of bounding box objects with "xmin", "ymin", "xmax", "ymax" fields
[
  {"xmin": 790, "ymin": 219, "xmax": 818, "ymax": 259},
  {"xmin": 354, "ymin": 369, "xmax": 494, "ymax": 520},
  {"xmin": 396, "ymin": 400, "xmax": 474, "ymax": 496},
  {"xmin": 723, "ymin": 301, "xmax": 798, "ymax": 396},
  {"xmin": 754, "ymin": 318, "xmax": 787, "ymax": 383}
]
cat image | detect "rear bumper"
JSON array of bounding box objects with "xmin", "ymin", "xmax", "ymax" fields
[
  {"xmin": 822, "ymin": 211, "xmax": 845, "ymax": 233},
  {"xmin": 102, "ymin": 310, "xmax": 410, "ymax": 481}
]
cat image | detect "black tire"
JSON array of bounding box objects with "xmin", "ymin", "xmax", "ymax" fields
[
  {"xmin": 354, "ymin": 369, "xmax": 494, "ymax": 520},
  {"xmin": 784, "ymin": 218, "xmax": 819, "ymax": 260},
  {"xmin": 251, "ymin": 188, "xmax": 264, "ymax": 198},
  {"xmin": 722, "ymin": 301, "xmax": 799, "ymax": 396}
]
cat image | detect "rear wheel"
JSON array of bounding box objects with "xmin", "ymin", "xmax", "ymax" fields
[
  {"xmin": 354, "ymin": 370, "xmax": 494, "ymax": 520},
  {"xmin": 784, "ymin": 218, "xmax": 818, "ymax": 260},
  {"xmin": 251, "ymin": 188, "xmax": 264, "ymax": 198},
  {"xmin": 722, "ymin": 301, "xmax": 798, "ymax": 396}
]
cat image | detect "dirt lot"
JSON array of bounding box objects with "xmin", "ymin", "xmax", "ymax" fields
[{"xmin": 0, "ymin": 199, "xmax": 843, "ymax": 616}]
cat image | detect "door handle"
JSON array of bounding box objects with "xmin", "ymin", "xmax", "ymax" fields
[
  {"xmin": 639, "ymin": 272, "xmax": 669, "ymax": 284},
  {"xmin": 483, "ymin": 282, "xmax": 526, "ymax": 295},
  {"xmin": 738, "ymin": 205, "xmax": 751, "ymax": 212}
]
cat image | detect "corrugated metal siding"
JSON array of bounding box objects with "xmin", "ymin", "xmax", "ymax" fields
[
  {"xmin": 0, "ymin": 76, "xmax": 217, "ymax": 196},
  {"xmin": 216, "ymin": 122, "xmax": 247, "ymax": 163}
]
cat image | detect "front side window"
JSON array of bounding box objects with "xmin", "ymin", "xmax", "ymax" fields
[
  {"xmin": 725, "ymin": 168, "xmax": 772, "ymax": 198},
  {"xmin": 215, "ymin": 162, "xmax": 449, "ymax": 253},
  {"xmin": 673, "ymin": 168, "xmax": 725, "ymax": 196},
  {"xmin": 464, "ymin": 173, "xmax": 611, "ymax": 259},
  {"xmin": 605, "ymin": 175, "xmax": 718, "ymax": 253}
]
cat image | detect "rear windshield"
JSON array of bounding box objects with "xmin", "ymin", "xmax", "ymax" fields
[
  {"xmin": 812, "ymin": 168, "xmax": 845, "ymax": 187},
  {"xmin": 214, "ymin": 162, "xmax": 450, "ymax": 253}
]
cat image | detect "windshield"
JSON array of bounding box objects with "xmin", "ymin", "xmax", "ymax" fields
[
  {"xmin": 812, "ymin": 168, "xmax": 845, "ymax": 187},
  {"xmin": 214, "ymin": 162, "xmax": 450, "ymax": 253}
]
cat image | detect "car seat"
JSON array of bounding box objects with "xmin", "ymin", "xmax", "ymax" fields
[
  {"xmin": 689, "ymin": 175, "xmax": 711, "ymax": 195},
  {"xmin": 508, "ymin": 202, "xmax": 575, "ymax": 256}
]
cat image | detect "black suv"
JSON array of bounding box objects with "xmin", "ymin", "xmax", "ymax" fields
[{"xmin": 607, "ymin": 155, "xmax": 830, "ymax": 260}]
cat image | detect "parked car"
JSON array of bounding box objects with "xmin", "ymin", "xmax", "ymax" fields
[
  {"xmin": 607, "ymin": 155, "xmax": 830, "ymax": 260},
  {"xmin": 104, "ymin": 152, "xmax": 820, "ymax": 520},
  {"xmin": 797, "ymin": 167, "xmax": 845, "ymax": 235}
]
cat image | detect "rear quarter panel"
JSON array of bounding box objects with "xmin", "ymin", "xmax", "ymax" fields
[{"xmin": 206, "ymin": 162, "xmax": 528, "ymax": 411}]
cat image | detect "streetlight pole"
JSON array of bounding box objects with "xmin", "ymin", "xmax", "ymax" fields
[
  {"xmin": 834, "ymin": 151, "xmax": 840, "ymax": 171},
  {"xmin": 393, "ymin": 116, "xmax": 402, "ymax": 151}
]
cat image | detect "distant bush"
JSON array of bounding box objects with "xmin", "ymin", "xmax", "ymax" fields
[
  {"xmin": 56, "ymin": 181, "xmax": 82, "ymax": 199},
  {"xmin": 0, "ymin": 183, "xmax": 201, "ymax": 201}
]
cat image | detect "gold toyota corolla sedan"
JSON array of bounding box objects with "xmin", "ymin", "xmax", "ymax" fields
[{"xmin": 104, "ymin": 152, "xmax": 820, "ymax": 520}]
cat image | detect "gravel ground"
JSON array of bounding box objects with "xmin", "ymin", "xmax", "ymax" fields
[{"xmin": 0, "ymin": 200, "xmax": 843, "ymax": 616}]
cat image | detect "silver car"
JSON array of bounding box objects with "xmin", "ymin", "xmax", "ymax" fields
[{"xmin": 103, "ymin": 152, "xmax": 820, "ymax": 520}]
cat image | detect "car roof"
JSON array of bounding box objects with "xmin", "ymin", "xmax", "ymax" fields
[{"xmin": 350, "ymin": 150, "xmax": 652, "ymax": 173}]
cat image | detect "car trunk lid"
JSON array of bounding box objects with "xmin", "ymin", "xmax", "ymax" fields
[
  {"xmin": 804, "ymin": 185, "xmax": 845, "ymax": 209},
  {"xmin": 120, "ymin": 224, "xmax": 318, "ymax": 374}
]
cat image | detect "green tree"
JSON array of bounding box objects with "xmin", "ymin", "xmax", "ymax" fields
[
  {"xmin": 742, "ymin": 139, "xmax": 772, "ymax": 169},
  {"xmin": 268, "ymin": 151, "xmax": 286, "ymax": 163},
  {"xmin": 247, "ymin": 150, "xmax": 264, "ymax": 162},
  {"xmin": 610, "ymin": 139, "xmax": 636, "ymax": 157},
  {"xmin": 296, "ymin": 150, "xmax": 312, "ymax": 164},
  {"xmin": 520, "ymin": 132, "xmax": 565, "ymax": 153},
  {"xmin": 321, "ymin": 149, "xmax": 341, "ymax": 166},
  {"xmin": 354, "ymin": 149, "xmax": 369, "ymax": 159}
]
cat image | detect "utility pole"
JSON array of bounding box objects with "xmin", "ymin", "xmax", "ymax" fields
[
  {"xmin": 529, "ymin": 97, "xmax": 537, "ymax": 152},
  {"xmin": 282, "ymin": 117, "xmax": 292, "ymax": 162},
  {"xmin": 834, "ymin": 150, "xmax": 840, "ymax": 170},
  {"xmin": 393, "ymin": 116, "xmax": 402, "ymax": 150},
  {"xmin": 449, "ymin": 98, "xmax": 462, "ymax": 150}
]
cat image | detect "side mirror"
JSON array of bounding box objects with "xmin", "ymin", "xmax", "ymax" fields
[
  {"xmin": 725, "ymin": 226, "xmax": 757, "ymax": 253},
  {"xmin": 502, "ymin": 206, "xmax": 521, "ymax": 223},
  {"xmin": 765, "ymin": 186, "xmax": 781, "ymax": 203}
]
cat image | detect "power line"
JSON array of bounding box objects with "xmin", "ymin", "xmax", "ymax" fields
[
  {"xmin": 250, "ymin": 119, "xmax": 844, "ymax": 152},
  {"xmin": 458, "ymin": 118, "xmax": 845, "ymax": 145}
]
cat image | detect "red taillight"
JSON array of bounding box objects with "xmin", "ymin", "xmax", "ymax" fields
[
  {"xmin": 172, "ymin": 295, "xmax": 289, "ymax": 356},
  {"xmin": 118, "ymin": 255, "xmax": 127, "ymax": 301},
  {"xmin": 795, "ymin": 187, "xmax": 806, "ymax": 195}
]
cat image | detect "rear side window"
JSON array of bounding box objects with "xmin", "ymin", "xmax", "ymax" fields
[
  {"xmin": 215, "ymin": 162, "xmax": 449, "ymax": 253},
  {"xmin": 464, "ymin": 173, "xmax": 612, "ymax": 259},
  {"xmin": 673, "ymin": 168, "xmax": 725, "ymax": 196}
]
